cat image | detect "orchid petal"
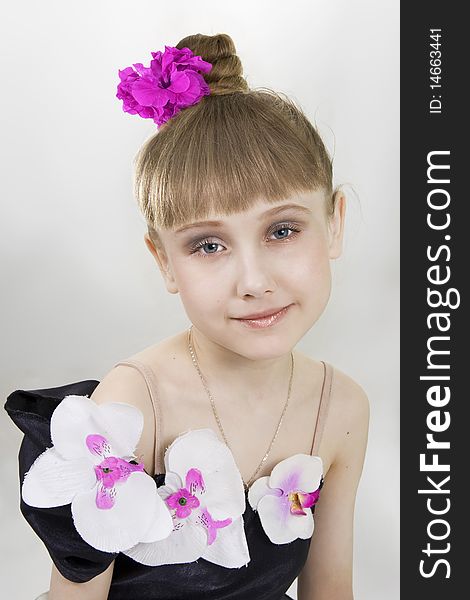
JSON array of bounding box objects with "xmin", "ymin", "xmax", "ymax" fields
[
  {"xmin": 50, "ymin": 395, "xmax": 144, "ymax": 462},
  {"xmin": 98, "ymin": 402, "xmax": 144, "ymax": 457},
  {"xmin": 86, "ymin": 434, "xmax": 112, "ymax": 458},
  {"xmin": 164, "ymin": 429, "xmax": 244, "ymax": 518},
  {"xmin": 123, "ymin": 516, "xmax": 207, "ymax": 566},
  {"xmin": 164, "ymin": 471, "xmax": 183, "ymax": 491},
  {"xmin": 139, "ymin": 491, "xmax": 174, "ymax": 543},
  {"xmin": 197, "ymin": 508, "xmax": 231, "ymax": 545},
  {"xmin": 185, "ymin": 467, "xmax": 204, "ymax": 494},
  {"xmin": 71, "ymin": 471, "xmax": 162, "ymax": 553},
  {"xmin": 199, "ymin": 469, "xmax": 245, "ymax": 520},
  {"xmin": 157, "ymin": 471, "xmax": 183, "ymax": 500},
  {"xmin": 269, "ymin": 454, "xmax": 323, "ymax": 494},
  {"xmin": 164, "ymin": 429, "xmax": 222, "ymax": 474},
  {"xmin": 300, "ymin": 488, "xmax": 321, "ymax": 509},
  {"xmin": 201, "ymin": 515, "xmax": 250, "ymax": 568},
  {"xmin": 21, "ymin": 446, "xmax": 95, "ymax": 507},
  {"xmin": 257, "ymin": 493, "xmax": 315, "ymax": 544},
  {"xmin": 157, "ymin": 485, "xmax": 176, "ymax": 501},
  {"xmin": 50, "ymin": 395, "xmax": 105, "ymax": 459},
  {"xmin": 247, "ymin": 475, "xmax": 282, "ymax": 511},
  {"xmin": 95, "ymin": 483, "xmax": 116, "ymax": 509}
]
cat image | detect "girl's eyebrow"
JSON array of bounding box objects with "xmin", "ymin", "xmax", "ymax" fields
[{"xmin": 174, "ymin": 203, "xmax": 312, "ymax": 234}]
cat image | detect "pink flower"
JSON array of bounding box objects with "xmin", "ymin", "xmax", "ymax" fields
[
  {"xmin": 164, "ymin": 468, "xmax": 232, "ymax": 534},
  {"xmin": 87, "ymin": 434, "xmax": 144, "ymax": 509},
  {"xmin": 116, "ymin": 46, "xmax": 212, "ymax": 127},
  {"xmin": 123, "ymin": 429, "xmax": 250, "ymax": 568},
  {"xmin": 288, "ymin": 488, "xmax": 321, "ymax": 515},
  {"xmin": 199, "ymin": 508, "xmax": 232, "ymax": 545},
  {"xmin": 248, "ymin": 454, "xmax": 323, "ymax": 544},
  {"xmin": 165, "ymin": 469, "xmax": 202, "ymax": 518},
  {"xmin": 21, "ymin": 395, "xmax": 173, "ymax": 552}
]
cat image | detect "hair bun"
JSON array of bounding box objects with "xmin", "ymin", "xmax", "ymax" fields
[{"xmin": 176, "ymin": 33, "xmax": 249, "ymax": 96}]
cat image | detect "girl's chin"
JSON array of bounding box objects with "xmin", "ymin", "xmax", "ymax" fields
[{"xmin": 226, "ymin": 333, "xmax": 298, "ymax": 360}]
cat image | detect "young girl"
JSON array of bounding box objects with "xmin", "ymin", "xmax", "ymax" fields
[{"xmin": 5, "ymin": 33, "xmax": 369, "ymax": 600}]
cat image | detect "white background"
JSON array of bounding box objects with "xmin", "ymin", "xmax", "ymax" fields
[{"xmin": 0, "ymin": 1, "xmax": 399, "ymax": 598}]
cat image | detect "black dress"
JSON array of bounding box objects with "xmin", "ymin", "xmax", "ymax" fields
[{"xmin": 5, "ymin": 365, "xmax": 332, "ymax": 600}]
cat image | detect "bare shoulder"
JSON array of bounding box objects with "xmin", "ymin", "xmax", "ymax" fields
[
  {"xmin": 326, "ymin": 364, "xmax": 370, "ymax": 468},
  {"xmin": 90, "ymin": 361, "xmax": 150, "ymax": 403},
  {"xmin": 90, "ymin": 363, "xmax": 156, "ymax": 475},
  {"xmin": 295, "ymin": 351, "xmax": 369, "ymax": 471},
  {"xmin": 296, "ymin": 361, "xmax": 370, "ymax": 598},
  {"xmin": 89, "ymin": 332, "xmax": 187, "ymax": 476},
  {"xmin": 329, "ymin": 364, "xmax": 370, "ymax": 423},
  {"xmin": 295, "ymin": 350, "xmax": 369, "ymax": 424}
]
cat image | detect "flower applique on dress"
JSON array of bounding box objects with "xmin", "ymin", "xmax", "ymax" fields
[
  {"xmin": 123, "ymin": 428, "xmax": 250, "ymax": 569},
  {"xmin": 248, "ymin": 454, "xmax": 323, "ymax": 544},
  {"xmin": 21, "ymin": 394, "xmax": 173, "ymax": 553}
]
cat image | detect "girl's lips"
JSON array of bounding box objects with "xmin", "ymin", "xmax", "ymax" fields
[{"xmin": 234, "ymin": 304, "xmax": 293, "ymax": 329}]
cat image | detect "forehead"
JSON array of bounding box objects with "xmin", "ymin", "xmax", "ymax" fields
[{"xmin": 171, "ymin": 190, "xmax": 327, "ymax": 235}]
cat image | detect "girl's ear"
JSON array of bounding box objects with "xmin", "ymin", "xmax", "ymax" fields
[
  {"xmin": 144, "ymin": 233, "xmax": 179, "ymax": 294},
  {"xmin": 328, "ymin": 190, "xmax": 346, "ymax": 259}
]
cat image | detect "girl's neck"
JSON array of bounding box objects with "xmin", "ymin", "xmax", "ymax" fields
[{"xmin": 185, "ymin": 327, "xmax": 294, "ymax": 406}]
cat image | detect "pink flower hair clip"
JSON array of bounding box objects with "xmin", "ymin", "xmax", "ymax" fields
[{"xmin": 116, "ymin": 45, "xmax": 213, "ymax": 127}]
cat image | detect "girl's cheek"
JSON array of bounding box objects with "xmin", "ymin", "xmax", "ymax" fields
[{"xmin": 294, "ymin": 245, "xmax": 330, "ymax": 279}]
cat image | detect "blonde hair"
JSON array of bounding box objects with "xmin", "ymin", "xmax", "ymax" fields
[{"xmin": 133, "ymin": 33, "xmax": 335, "ymax": 245}]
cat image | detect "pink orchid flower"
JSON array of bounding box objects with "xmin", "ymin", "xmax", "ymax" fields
[
  {"xmin": 248, "ymin": 454, "xmax": 323, "ymax": 544},
  {"xmin": 165, "ymin": 469, "xmax": 202, "ymax": 518},
  {"xmin": 124, "ymin": 429, "xmax": 250, "ymax": 568},
  {"xmin": 21, "ymin": 395, "xmax": 173, "ymax": 552}
]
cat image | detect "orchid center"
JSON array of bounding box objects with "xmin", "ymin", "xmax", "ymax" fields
[
  {"xmin": 287, "ymin": 487, "xmax": 321, "ymax": 515},
  {"xmin": 166, "ymin": 488, "xmax": 200, "ymax": 519},
  {"xmin": 94, "ymin": 456, "xmax": 144, "ymax": 488},
  {"xmin": 83, "ymin": 434, "xmax": 145, "ymax": 510},
  {"xmin": 288, "ymin": 491, "xmax": 307, "ymax": 516}
]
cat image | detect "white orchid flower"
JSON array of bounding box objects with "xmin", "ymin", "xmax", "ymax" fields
[
  {"xmin": 124, "ymin": 429, "xmax": 250, "ymax": 568},
  {"xmin": 248, "ymin": 454, "xmax": 323, "ymax": 544},
  {"xmin": 21, "ymin": 394, "xmax": 173, "ymax": 553}
]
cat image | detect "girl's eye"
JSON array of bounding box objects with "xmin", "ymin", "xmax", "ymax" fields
[
  {"xmin": 189, "ymin": 223, "xmax": 301, "ymax": 257},
  {"xmin": 189, "ymin": 239, "xmax": 224, "ymax": 257},
  {"xmin": 270, "ymin": 224, "xmax": 301, "ymax": 240}
]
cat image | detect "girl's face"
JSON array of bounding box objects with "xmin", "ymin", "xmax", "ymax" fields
[{"xmin": 145, "ymin": 190, "xmax": 345, "ymax": 360}]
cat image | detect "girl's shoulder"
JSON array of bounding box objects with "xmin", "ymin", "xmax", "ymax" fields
[
  {"xmin": 321, "ymin": 360, "xmax": 370, "ymax": 472},
  {"xmin": 92, "ymin": 340, "xmax": 370, "ymax": 477},
  {"xmin": 326, "ymin": 360, "xmax": 369, "ymax": 422},
  {"xmin": 295, "ymin": 351, "xmax": 370, "ymax": 472},
  {"xmin": 90, "ymin": 332, "xmax": 187, "ymax": 475},
  {"xmin": 298, "ymin": 350, "xmax": 369, "ymax": 418}
]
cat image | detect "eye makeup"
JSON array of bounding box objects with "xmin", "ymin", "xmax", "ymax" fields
[{"xmin": 187, "ymin": 221, "xmax": 303, "ymax": 257}]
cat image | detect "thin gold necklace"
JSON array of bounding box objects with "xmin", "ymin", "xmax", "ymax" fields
[{"xmin": 187, "ymin": 325, "xmax": 294, "ymax": 490}]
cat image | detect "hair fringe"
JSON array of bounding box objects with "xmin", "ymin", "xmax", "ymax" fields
[{"xmin": 133, "ymin": 34, "xmax": 334, "ymax": 239}]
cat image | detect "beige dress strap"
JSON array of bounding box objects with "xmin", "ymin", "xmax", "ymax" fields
[
  {"xmin": 113, "ymin": 359, "xmax": 164, "ymax": 474},
  {"xmin": 310, "ymin": 361, "xmax": 334, "ymax": 456}
]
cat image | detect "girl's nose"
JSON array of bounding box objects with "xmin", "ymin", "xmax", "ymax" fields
[{"xmin": 235, "ymin": 251, "xmax": 276, "ymax": 298}]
